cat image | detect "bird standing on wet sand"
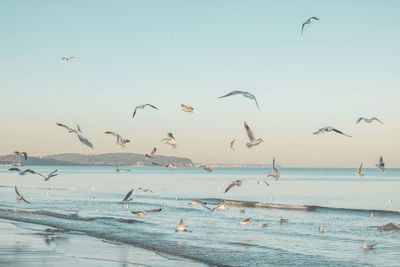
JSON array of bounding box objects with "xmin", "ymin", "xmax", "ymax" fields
[
  {"xmin": 145, "ymin": 147, "xmax": 157, "ymax": 161},
  {"xmin": 219, "ymin": 90, "xmax": 260, "ymax": 110},
  {"xmin": 238, "ymin": 218, "xmax": 252, "ymax": 226},
  {"xmin": 181, "ymin": 104, "xmax": 194, "ymax": 113},
  {"xmin": 363, "ymin": 241, "xmax": 377, "ymax": 251},
  {"xmin": 376, "ymin": 156, "xmax": 385, "ymax": 172},
  {"xmin": 175, "ymin": 219, "xmax": 187, "ymax": 232},
  {"xmin": 267, "ymin": 157, "xmax": 280, "ymax": 180},
  {"xmin": 162, "ymin": 133, "xmax": 177, "ymax": 149},
  {"xmin": 224, "ymin": 179, "xmax": 243, "ymax": 193},
  {"xmin": 244, "ymin": 122, "xmax": 263, "ymax": 148},
  {"xmin": 15, "ymin": 186, "xmax": 31, "ymax": 203},
  {"xmin": 356, "ymin": 117, "xmax": 384, "ymax": 125},
  {"xmin": 132, "ymin": 104, "xmax": 158, "ymax": 118},
  {"xmin": 355, "ymin": 163, "xmax": 364, "ymax": 177},
  {"xmin": 313, "ymin": 126, "xmax": 351, "ymax": 137},
  {"xmin": 301, "ymin": 17, "xmax": 319, "ymax": 34}
]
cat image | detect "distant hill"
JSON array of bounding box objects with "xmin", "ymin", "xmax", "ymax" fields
[{"xmin": 0, "ymin": 153, "xmax": 194, "ymax": 167}]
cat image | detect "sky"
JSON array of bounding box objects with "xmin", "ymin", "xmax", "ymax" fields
[{"xmin": 1, "ymin": 0, "xmax": 399, "ymax": 167}]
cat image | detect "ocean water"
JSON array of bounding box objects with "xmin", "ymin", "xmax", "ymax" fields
[{"xmin": 0, "ymin": 166, "xmax": 399, "ymax": 266}]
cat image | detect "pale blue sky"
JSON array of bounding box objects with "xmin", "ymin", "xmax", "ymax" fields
[{"xmin": 1, "ymin": 0, "xmax": 399, "ymax": 167}]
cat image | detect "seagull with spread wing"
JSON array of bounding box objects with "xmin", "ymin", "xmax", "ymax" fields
[
  {"xmin": 132, "ymin": 104, "xmax": 158, "ymax": 118},
  {"xmin": 175, "ymin": 219, "xmax": 188, "ymax": 232},
  {"xmin": 145, "ymin": 147, "xmax": 157, "ymax": 161},
  {"xmin": 313, "ymin": 127, "xmax": 351, "ymax": 137},
  {"xmin": 15, "ymin": 186, "xmax": 31, "ymax": 204},
  {"xmin": 162, "ymin": 133, "xmax": 177, "ymax": 149},
  {"xmin": 267, "ymin": 157, "xmax": 280, "ymax": 180},
  {"xmin": 376, "ymin": 156, "xmax": 385, "ymax": 172},
  {"xmin": 227, "ymin": 139, "xmax": 236, "ymax": 151},
  {"xmin": 14, "ymin": 151, "xmax": 28, "ymax": 160},
  {"xmin": 151, "ymin": 161, "xmax": 175, "ymax": 169},
  {"xmin": 104, "ymin": 131, "xmax": 130, "ymax": 148},
  {"xmin": 356, "ymin": 117, "xmax": 384, "ymax": 125},
  {"xmin": 199, "ymin": 165, "xmax": 212, "ymax": 172},
  {"xmin": 355, "ymin": 163, "xmax": 364, "ymax": 177},
  {"xmin": 244, "ymin": 122, "xmax": 264, "ymax": 148},
  {"xmin": 38, "ymin": 170, "xmax": 59, "ymax": 181},
  {"xmin": 112, "ymin": 160, "xmax": 132, "ymax": 173},
  {"xmin": 181, "ymin": 104, "xmax": 194, "ymax": 113},
  {"xmin": 61, "ymin": 56, "xmax": 77, "ymax": 62},
  {"xmin": 363, "ymin": 241, "xmax": 377, "ymax": 251},
  {"xmin": 224, "ymin": 179, "xmax": 243, "ymax": 193},
  {"xmin": 56, "ymin": 122, "xmax": 82, "ymax": 134},
  {"xmin": 219, "ymin": 90, "xmax": 260, "ymax": 110},
  {"xmin": 301, "ymin": 17, "xmax": 320, "ymax": 34}
]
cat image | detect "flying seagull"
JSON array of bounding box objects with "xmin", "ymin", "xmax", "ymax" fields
[
  {"xmin": 363, "ymin": 241, "xmax": 377, "ymax": 251},
  {"xmin": 301, "ymin": 17, "xmax": 320, "ymax": 34},
  {"xmin": 199, "ymin": 165, "xmax": 212, "ymax": 172},
  {"xmin": 187, "ymin": 199, "xmax": 212, "ymax": 210},
  {"xmin": 77, "ymin": 134, "xmax": 94, "ymax": 149},
  {"xmin": 56, "ymin": 122, "xmax": 81, "ymax": 133},
  {"xmin": 244, "ymin": 122, "xmax": 263, "ymax": 148},
  {"xmin": 132, "ymin": 104, "xmax": 158, "ymax": 118},
  {"xmin": 313, "ymin": 127, "xmax": 351, "ymax": 137},
  {"xmin": 355, "ymin": 163, "xmax": 364, "ymax": 177},
  {"xmin": 175, "ymin": 219, "xmax": 187, "ymax": 232},
  {"xmin": 151, "ymin": 161, "xmax": 175, "ymax": 169},
  {"xmin": 112, "ymin": 160, "xmax": 132, "ymax": 173},
  {"xmin": 38, "ymin": 170, "xmax": 59, "ymax": 181},
  {"xmin": 15, "ymin": 186, "xmax": 31, "ymax": 203},
  {"xmin": 227, "ymin": 139, "xmax": 236, "ymax": 151},
  {"xmin": 224, "ymin": 179, "xmax": 243, "ymax": 193},
  {"xmin": 162, "ymin": 133, "xmax": 177, "ymax": 149},
  {"xmin": 257, "ymin": 181, "xmax": 270, "ymax": 186},
  {"xmin": 267, "ymin": 157, "xmax": 280, "ymax": 180},
  {"xmin": 15, "ymin": 168, "xmax": 37, "ymax": 176},
  {"xmin": 181, "ymin": 104, "xmax": 194, "ymax": 113},
  {"xmin": 104, "ymin": 131, "xmax": 130, "ymax": 148},
  {"xmin": 356, "ymin": 117, "xmax": 384, "ymax": 125},
  {"xmin": 14, "ymin": 151, "xmax": 28, "ymax": 160},
  {"xmin": 238, "ymin": 218, "xmax": 252, "ymax": 226},
  {"xmin": 219, "ymin": 90, "xmax": 260, "ymax": 110},
  {"xmin": 376, "ymin": 156, "xmax": 385, "ymax": 172},
  {"xmin": 61, "ymin": 56, "xmax": 77, "ymax": 62},
  {"xmin": 211, "ymin": 200, "xmax": 228, "ymax": 212},
  {"xmin": 137, "ymin": 187, "xmax": 153, "ymax": 193},
  {"xmin": 120, "ymin": 189, "xmax": 134, "ymax": 206},
  {"xmin": 145, "ymin": 147, "xmax": 157, "ymax": 161}
]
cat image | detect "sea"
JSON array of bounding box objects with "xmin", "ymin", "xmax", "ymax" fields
[{"xmin": 0, "ymin": 166, "xmax": 399, "ymax": 266}]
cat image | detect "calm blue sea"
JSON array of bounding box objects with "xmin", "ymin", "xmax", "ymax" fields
[{"xmin": 0, "ymin": 166, "xmax": 399, "ymax": 266}]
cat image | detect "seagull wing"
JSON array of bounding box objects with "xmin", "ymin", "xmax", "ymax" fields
[
  {"xmin": 20, "ymin": 152, "xmax": 28, "ymax": 160},
  {"xmin": 151, "ymin": 161, "xmax": 162, "ymax": 166},
  {"xmin": 244, "ymin": 122, "xmax": 256, "ymax": 142},
  {"xmin": 21, "ymin": 196, "xmax": 31, "ymax": 204},
  {"xmin": 49, "ymin": 169, "xmax": 58, "ymax": 175},
  {"xmin": 224, "ymin": 181, "xmax": 237, "ymax": 193},
  {"xmin": 144, "ymin": 104, "xmax": 158, "ymax": 110},
  {"xmin": 9, "ymin": 168, "xmax": 21, "ymax": 172},
  {"xmin": 132, "ymin": 106, "xmax": 139, "ymax": 118},
  {"xmin": 272, "ymin": 157, "xmax": 276, "ymax": 169},
  {"xmin": 332, "ymin": 128, "xmax": 352, "ymax": 137},
  {"xmin": 104, "ymin": 131, "xmax": 117, "ymax": 136},
  {"xmin": 253, "ymin": 96, "xmax": 260, "ymax": 110},
  {"xmin": 56, "ymin": 123, "xmax": 72, "ymax": 132},
  {"xmin": 15, "ymin": 186, "xmax": 21, "ymax": 197},
  {"xmin": 356, "ymin": 117, "xmax": 365, "ymax": 124},
  {"xmin": 150, "ymin": 147, "xmax": 156, "ymax": 157},
  {"xmin": 77, "ymin": 134, "xmax": 94, "ymax": 148},
  {"xmin": 358, "ymin": 163, "xmax": 363, "ymax": 173},
  {"xmin": 147, "ymin": 208, "xmax": 163, "ymax": 213},
  {"xmin": 310, "ymin": 17, "xmax": 320, "ymax": 20},
  {"xmin": 218, "ymin": 90, "xmax": 245, "ymax": 98},
  {"xmin": 301, "ymin": 22, "xmax": 306, "ymax": 34},
  {"xmin": 76, "ymin": 122, "xmax": 82, "ymax": 132},
  {"xmin": 372, "ymin": 117, "xmax": 384, "ymax": 124},
  {"xmin": 313, "ymin": 128, "xmax": 326, "ymax": 135},
  {"xmin": 167, "ymin": 133, "xmax": 175, "ymax": 140},
  {"xmin": 379, "ymin": 156, "xmax": 383, "ymax": 164},
  {"xmin": 178, "ymin": 219, "xmax": 185, "ymax": 228},
  {"xmin": 122, "ymin": 189, "xmax": 134, "ymax": 202}
]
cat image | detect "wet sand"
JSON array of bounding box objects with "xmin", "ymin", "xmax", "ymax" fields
[{"xmin": 0, "ymin": 219, "xmax": 204, "ymax": 267}]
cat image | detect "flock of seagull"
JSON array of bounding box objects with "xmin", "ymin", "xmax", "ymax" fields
[{"xmin": 5, "ymin": 16, "xmax": 387, "ymax": 253}]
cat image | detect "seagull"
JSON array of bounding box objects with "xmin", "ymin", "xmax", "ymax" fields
[
  {"xmin": 319, "ymin": 225, "xmax": 324, "ymax": 233},
  {"xmin": 244, "ymin": 122, "xmax": 263, "ymax": 148},
  {"xmin": 137, "ymin": 187, "xmax": 153, "ymax": 193},
  {"xmin": 356, "ymin": 117, "xmax": 384, "ymax": 125},
  {"xmin": 15, "ymin": 186, "xmax": 31, "ymax": 203},
  {"xmin": 56, "ymin": 122, "xmax": 81, "ymax": 133},
  {"xmin": 112, "ymin": 160, "xmax": 132, "ymax": 173},
  {"xmin": 376, "ymin": 156, "xmax": 385, "ymax": 172},
  {"xmin": 187, "ymin": 199, "xmax": 211, "ymax": 210},
  {"xmin": 145, "ymin": 147, "xmax": 157, "ymax": 161},
  {"xmin": 131, "ymin": 208, "xmax": 163, "ymax": 216},
  {"xmin": 355, "ymin": 163, "xmax": 364, "ymax": 177},
  {"xmin": 219, "ymin": 90, "xmax": 260, "ymax": 110},
  {"xmin": 240, "ymin": 209, "xmax": 245, "ymax": 214},
  {"xmin": 14, "ymin": 151, "xmax": 28, "ymax": 160},
  {"xmin": 301, "ymin": 17, "xmax": 320, "ymax": 34},
  {"xmin": 224, "ymin": 179, "xmax": 243, "ymax": 193},
  {"xmin": 238, "ymin": 218, "xmax": 252, "ymax": 226},
  {"xmin": 175, "ymin": 219, "xmax": 187, "ymax": 232},
  {"xmin": 211, "ymin": 201, "xmax": 228, "ymax": 212},
  {"xmin": 181, "ymin": 104, "xmax": 194, "ymax": 113},
  {"xmin": 104, "ymin": 131, "xmax": 130, "ymax": 148},
  {"xmin": 199, "ymin": 165, "xmax": 212, "ymax": 172},
  {"xmin": 162, "ymin": 133, "xmax": 177, "ymax": 149},
  {"xmin": 257, "ymin": 181, "xmax": 270, "ymax": 186},
  {"xmin": 363, "ymin": 241, "xmax": 377, "ymax": 251},
  {"xmin": 151, "ymin": 161, "xmax": 175, "ymax": 169},
  {"xmin": 17, "ymin": 169, "xmax": 37, "ymax": 176},
  {"xmin": 279, "ymin": 216, "xmax": 288, "ymax": 224},
  {"xmin": 61, "ymin": 56, "xmax": 77, "ymax": 62},
  {"xmin": 38, "ymin": 170, "xmax": 59, "ymax": 181},
  {"xmin": 370, "ymin": 212, "xmax": 374, "ymax": 219},
  {"xmin": 9, "ymin": 167, "xmax": 21, "ymax": 172},
  {"xmin": 132, "ymin": 104, "xmax": 158, "ymax": 118},
  {"xmin": 267, "ymin": 157, "xmax": 280, "ymax": 180},
  {"xmin": 120, "ymin": 189, "xmax": 134, "ymax": 206},
  {"xmin": 313, "ymin": 127, "xmax": 352, "ymax": 137},
  {"xmin": 259, "ymin": 221, "xmax": 268, "ymax": 228},
  {"xmin": 77, "ymin": 134, "xmax": 94, "ymax": 149},
  {"xmin": 227, "ymin": 139, "xmax": 236, "ymax": 151}
]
